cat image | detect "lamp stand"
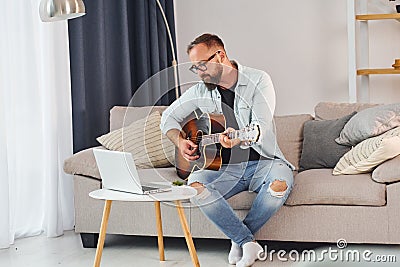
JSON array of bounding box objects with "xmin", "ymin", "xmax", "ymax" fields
[{"xmin": 155, "ymin": 0, "xmax": 180, "ymax": 99}]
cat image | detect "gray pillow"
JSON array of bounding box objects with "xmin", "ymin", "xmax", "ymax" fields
[
  {"xmin": 336, "ymin": 103, "xmax": 400, "ymax": 146},
  {"xmin": 299, "ymin": 112, "xmax": 356, "ymax": 172}
]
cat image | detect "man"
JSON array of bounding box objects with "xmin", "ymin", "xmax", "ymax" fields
[{"xmin": 160, "ymin": 33, "xmax": 294, "ymax": 267}]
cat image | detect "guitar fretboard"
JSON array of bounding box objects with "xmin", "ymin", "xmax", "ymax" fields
[{"xmin": 201, "ymin": 131, "xmax": 242, "ymax": 146}]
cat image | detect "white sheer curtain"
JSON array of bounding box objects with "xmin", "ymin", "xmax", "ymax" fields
[{"xmin": 0, "ymin": 0, "xmax": 74, "ymax": 249}]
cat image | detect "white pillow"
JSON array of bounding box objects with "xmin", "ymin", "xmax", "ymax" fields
[
  {"xmin": 97, "ymin": 111, "xmax": 175, "ymax": 169},
  {"xmin": 333, "ymin": 127, "xmax": 400, "ymax": 175}
]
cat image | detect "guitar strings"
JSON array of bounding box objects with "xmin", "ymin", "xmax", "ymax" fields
[{"xmin": 186, "ymin": 132, "xmax": 236, "ymax": 142}]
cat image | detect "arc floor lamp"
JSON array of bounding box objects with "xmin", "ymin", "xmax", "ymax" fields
[
  {"xmin": 39, "ymin": 0, "xmax": 86, "ymax": 22},
  {"xmin": 39, "ymin": 0, "xmax": 180, "ymax": 100}
]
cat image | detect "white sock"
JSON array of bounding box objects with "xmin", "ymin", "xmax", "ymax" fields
[
  {"xmin": 236, "ymin": 241, "xmax": 263, "ymax": 267},
  {"xmin": 228, "ymin": 241, "xmax": 242, "ymax": 264}
]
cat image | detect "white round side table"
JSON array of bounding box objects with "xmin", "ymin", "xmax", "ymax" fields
[{"xmin": 89, "ymin": 186, "xmax": 199, "ymax": 267}]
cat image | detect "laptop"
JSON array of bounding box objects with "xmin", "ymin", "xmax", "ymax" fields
[{"xmin": 93, "ymin": 148, "xmax": 172, "ymax": 195}]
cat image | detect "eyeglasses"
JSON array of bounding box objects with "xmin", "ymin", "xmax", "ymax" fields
[{"xmin": 189, "ymin": 51, "xmax": 221, "ymax": 74}]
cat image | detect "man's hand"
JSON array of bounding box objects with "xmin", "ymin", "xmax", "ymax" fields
[
  {"xmin": 178, "ymin": 138, "xmax": 199, "ymax": 161},
  {"xmin": 219, "ymin": 127, "xmax": 241, "ymax": 148},
  {"xmin": 166, "ymin": 129, "xmax": 200, "ymax": 161}
]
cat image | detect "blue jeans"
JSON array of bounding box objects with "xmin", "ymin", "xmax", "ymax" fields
[{"xmin": 187, "ymin": 159, "xmax": 294, "ymax": 247}]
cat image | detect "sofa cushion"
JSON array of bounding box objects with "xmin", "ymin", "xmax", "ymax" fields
[
  {"xmin": 372, "ymin": 155, "xmax": 400, "ymax": 183},
  {"xmin": 110, "ymin": 106, "xmax": 168, "ymax": 131},
  {"xmin": 314, "ymin": 102, "xmax": 379, "ymax": 120},
  {"xmin": 97, "ymin": 111, "xmax": 175, "ymax": 169},
  {"xmin": 227, "ymin": 191, "xmax": 257, "ymax": 210},
  {"xmin": 298, "ymin": 112, "xmax": 356, "ymax": 172},
  {"xmin": 275, "ymin": 114, "xmax": 314, "ymax": 170},
  {"xmin": 137, "ymin": 167, "xmax": 180, "ymax": 183},
  {"xmin": 285, "ymin": 169, "xmax": 386, "ymax": 206},
  {"xmin": 63, "ymin": 146, "xmax": 102, "ymax": 180},
  {"xmin": 334, "ymin": 127, "xmax": 400, "ymax": 175}
]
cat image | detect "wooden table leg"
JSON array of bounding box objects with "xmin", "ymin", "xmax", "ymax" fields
[
  {"xmin": 93, "ymin": 200, "xmax": 112, "ymax": 267},
  {"xmin": 154, "ymin": 201, "xmax": 165, "ymax": 261},
  {"xmin": 175, "ymin": 200, "xmax": 200, "ymax": 267}
]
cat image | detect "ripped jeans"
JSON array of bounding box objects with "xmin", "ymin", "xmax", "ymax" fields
[{"xmin": 187, "ymin": 159, "xmax": 294, "ymax": 247}]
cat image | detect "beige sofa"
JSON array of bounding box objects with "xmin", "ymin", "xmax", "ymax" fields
[{"xmin": 64, "ymin": 102, "xmax": 400, "ymax": 248}]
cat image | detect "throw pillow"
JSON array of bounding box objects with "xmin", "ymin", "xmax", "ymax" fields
[
  {"xmin": 335, "ymin": 103, "xmax": 400, "ymax": 146},
  {"xmin": 97, "ymin": 111, "xmax": 175, "ymax": 169},
  {"xmin": 371, "ymin": 155, "xmax": 400, "ymax": 183},
  {"xmin": 298, "ymin": 112, "xmax": 356, "ymax": 172},
  {"xmin": 333, "ymin": 127, "xmax": 400, "ymax": 175}
]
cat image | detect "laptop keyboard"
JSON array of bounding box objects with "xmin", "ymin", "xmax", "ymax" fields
[{"xmin": 142, "ymin": 185, "xmax": 158, "ymax": 191}]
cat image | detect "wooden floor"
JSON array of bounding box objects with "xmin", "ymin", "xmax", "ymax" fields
[{"xmin": 0, "ymin": 231, "xmax": 399, "ymax": 267}]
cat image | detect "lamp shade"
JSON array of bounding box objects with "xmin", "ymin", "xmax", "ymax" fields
[{"xmin": 40, "ymin": 0, "xmax": 86, "ymax": 22}]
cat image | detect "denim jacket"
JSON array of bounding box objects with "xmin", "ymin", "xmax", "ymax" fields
[{"xmin": 160, "ymin": 62, "xmax": 295, "ymax": 171}]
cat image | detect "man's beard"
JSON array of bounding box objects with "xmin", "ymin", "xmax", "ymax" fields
[{"xmin": 201, "ymin": 65, "xmax": 223, "ymax": 91}]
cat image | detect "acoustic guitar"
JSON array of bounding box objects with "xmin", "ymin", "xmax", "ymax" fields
[{"xmin": 175, "ymin": 110, "xmax": 260, "ymax": 180}]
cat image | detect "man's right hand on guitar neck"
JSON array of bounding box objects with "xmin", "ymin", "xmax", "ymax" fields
[{"xmin": 166, "ymin": 129, "xmax": 200, "ymax": 161}]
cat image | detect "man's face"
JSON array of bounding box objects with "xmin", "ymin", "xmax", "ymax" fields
[{"xmin": 188, "ymin": 43, "xmax": 223, "ymax": 90}]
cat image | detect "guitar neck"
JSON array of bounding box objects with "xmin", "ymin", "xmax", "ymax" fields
[{"xmin": 201, "ymin": 131, "xmax": 242, "ymax": 146}]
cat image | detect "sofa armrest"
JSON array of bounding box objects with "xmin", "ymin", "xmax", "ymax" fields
[
  {"xmin": 63, "ymin": 146, "xmax": 103, "ymax": 180},
  {"xmin": 372, "ymin": 155, "xmax": 400, "ymax": 183}
]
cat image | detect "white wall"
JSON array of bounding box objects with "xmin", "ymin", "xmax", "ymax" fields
[{"xmin": 174, "ymin": 0, "xmax": 400, "ymax": 115}]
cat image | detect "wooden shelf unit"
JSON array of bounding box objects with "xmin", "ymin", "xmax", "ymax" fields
[
  {"xmin": 347, "ymin": 0, "xmax": 400, "ymax": 102},
  {"xmin": 356, "ymin": 13, "xmax": 400, "ymax": 20},
  {"xmin": 355, "ymin": 12, "xmax": 400, "ymax": 77},
  {"xmin": 357, "ymin": 68, "xmax": 400, "ymax": 75}
]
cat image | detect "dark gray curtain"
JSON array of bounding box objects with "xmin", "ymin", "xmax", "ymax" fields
[{"xmin": 68, "ymin": 0, "xmax": 177, "ymax": 153}]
